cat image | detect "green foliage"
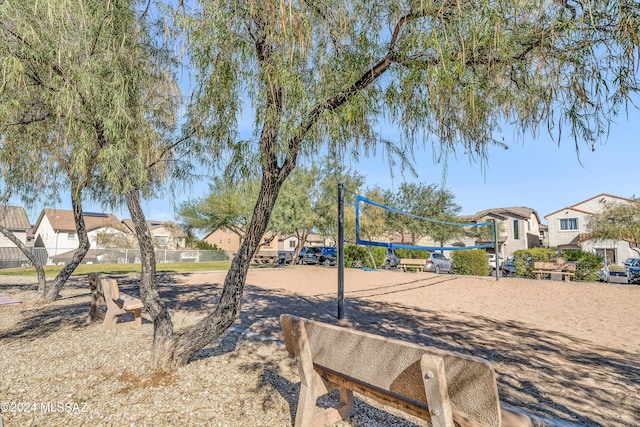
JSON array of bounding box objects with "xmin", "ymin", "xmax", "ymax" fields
[
  {"xmin": 343, "ymin": 245, "xmax": 386, "ymax": 269},
  {"xmin": 193, "ymin": 240, "xmax": 218, "ymax": 251},
  {"xmin": 395, "ymin": 249, "xmax": 430, "ymax": 259},
  {"xmin": 451, "ymin": 250, "xmax": 490, "ymax": 276},
  {"xmin": 184, "ymin": 0, "xmax": 640, "ymax": 176},
  {"xmin": 0, "ymin": 1, "xmax": 180, "ymax": 206},
  {"xmin": 383, "ymin": 183, "xmax": 461, "ymax": 245},
  {"xmin": 512, "ymin": 248, "xmax": 558, "ymax": 278},
  {"xmin": 562, "ymin": 249, "xmax": 603, "ymax": 282},
  {"xmin": 586, "ymin": 200, "xmax": 640, "ymax": 246}
]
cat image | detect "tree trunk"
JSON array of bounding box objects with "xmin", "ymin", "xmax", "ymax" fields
[
  {"xmin": 124, "ymin": 188, "xmax": 176, "ymax": 370},
  {"xmin": 168, "ymin": 169, "xmax": 285, "ymax": 369},
  {"xmin": 41, "ymin": 184, "xmax": 91, "ymax": 302},
  {"xmin": 0, "ymin": 224, "xmax": 46, "ymax": 292}
]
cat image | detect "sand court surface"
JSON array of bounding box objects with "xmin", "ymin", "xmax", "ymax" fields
[{"xmin": 1, "ymin": 266, "xmax": 638, "ymax": 426}]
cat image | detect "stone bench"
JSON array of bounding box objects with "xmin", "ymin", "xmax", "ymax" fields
[
  {"xmin": 532, "ymin": 261, "xmax": 576, "ymax": 282},
  {"xmin": 398, "ymin": 258, "xmax": 426, "ymax": 272},
  {"xmin": 87, "ymin": 273, "xmax": 144, "ymax": 330},
  {"xmin": 280, "ymin": 314, "xmax": 532, "ymax": 427}
]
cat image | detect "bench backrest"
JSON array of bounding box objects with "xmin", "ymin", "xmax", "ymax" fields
[
  {"xmin": 100, "ymin": 277, "xmax": 120, "ymax": 301},
  {"xmin": 533, "ymin": 261, "xmax": 576, "ymax": 271},
  {"xmin": 400, "ymin": 258, "xmax": 426, "ymax": 265},
  {"xmin": 281, "ymin": 314, "xmax": 501, "ymax": 427}
]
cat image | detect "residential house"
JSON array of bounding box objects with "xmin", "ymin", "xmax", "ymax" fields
[
  {"xmin": 0, "ymin": 206, "xmax": 33, "ymax": 268},
  {"xmin": 204, "ymin": 227, "xmax": 331, "ymax": 258},
  {"xmin": 449, "ymin": 207, "xmax": 543, "ymax": 260},
  {"xmin": 121, "ymin": 219, "xmax": 187, "ymax": 249},
  {"xmin": 545, "ymin": 193, "xmax": 636, "ymax": 265},
  {"xmin": 32, "ymin": 209, "xmax": 129, "ymax": 262},
  {"xmin": 204, "ymin": 228, "xmax": 242, "ymax": 254}
]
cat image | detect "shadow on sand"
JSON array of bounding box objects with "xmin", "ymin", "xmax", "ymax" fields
[{"xmin": 1, "ymin": 273, "xmax": 638, "ymax": 426}]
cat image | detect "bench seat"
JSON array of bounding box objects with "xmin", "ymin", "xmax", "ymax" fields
[
  {"xmin": 87, "ymin": 273, "xmax": 144, "ymax": 330},
  {"xmin": 398, "ymin": 258, "xmax": 426, "ymax": 272}
]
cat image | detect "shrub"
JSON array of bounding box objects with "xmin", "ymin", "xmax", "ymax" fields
[
  {"xmin": 395, "ymin": 248, "xmax": 429, "ymax": 259},
  {"xmin": 344, "ymin": 245, "xmax": 385, "ymax": 269},
  {"xmin": 562, "ymin": 249, "xmax": 603, "ymax": 281},
  {"xmin": 451, "ymin": 250, "xmax": 490, "ymax": 276},
  {"xmin": 512, "ymin": 248, "xmax": 558, "ymax": 278}
]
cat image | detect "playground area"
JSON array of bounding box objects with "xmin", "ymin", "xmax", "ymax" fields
[{"xmin": 0, "ymin": 266, "xmax": 638, "ymax": 426}]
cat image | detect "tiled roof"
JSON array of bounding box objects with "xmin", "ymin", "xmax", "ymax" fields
[
  {"xmin": 40, "ymin": 209, "xmax": 127, "ymax": 233},
  {"xmin": 0, "ymin": 206, "xmax": 31, "ymax": 231},
  {"xmin": 544, "ymin": 193, "xmax": 634, "ymax": 218},
  {"xmin": 474, "ymin": 207, "xmax": 537, "ymax": 220},
  {"xmin": 0, "ymin": 247, "xmax": 29, "ymax": 261},
  {"xmin": 471, "ymin": 207, "xmax": 544, "ymax": 227}
]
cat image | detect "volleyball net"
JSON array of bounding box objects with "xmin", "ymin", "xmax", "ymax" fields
[{"xmin": 355, "ymin": 195, "xmax": 496, "ymax": 251}]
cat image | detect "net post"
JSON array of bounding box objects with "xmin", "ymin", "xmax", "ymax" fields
[
  {"xmin": 492, "ymin": 219, "xmax": 499, "ymax": 281},
  {"xmin": 337, "ymin": 183, "xmax": 345, "ymax": 319}
]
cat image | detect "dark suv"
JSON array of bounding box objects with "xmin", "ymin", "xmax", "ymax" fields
[{"xmin": 302, "ymin": 246, "xmax": 337, "ymax": 266}]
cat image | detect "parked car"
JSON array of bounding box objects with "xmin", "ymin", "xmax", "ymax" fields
[
  {"xmin": 383, "ymin": 247, "xmax": 400, "ymax": 269},
  {"xmin": 501, "ymin": 256, "xmax": 516, "ymax": 276},
  {"xmin": 488, "ymin": 253, "xmax": 502, "ymax": 270},
  {"xmin": 301, "ymin": 246, "xmax": 337, "ymax": 266},
  {"xmin": 624, "ymin": 257, "xmax": 640, "ymax": 283},
  {"xmin": 317, "ymin": 246, "xmax": 337, "ymax": 266},
  {"xmin": 424, "ymin": 252, "xmax": 451, "ymax": 274},
  {"xmin": 297, "ymin": 246, "xmax": 315, "ymax": 264}
]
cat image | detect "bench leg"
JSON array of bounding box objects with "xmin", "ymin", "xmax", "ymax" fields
[
  {"xmin": 102, "ymin": 308, "xmax": 142, "ymax": 330},
  {"xmin": 291, "ymin": 321, "xmax": 353, "ymax": 427},
  {"xmin": 420, "ymin": 355, "xmax": 455, "ymax": 427}
]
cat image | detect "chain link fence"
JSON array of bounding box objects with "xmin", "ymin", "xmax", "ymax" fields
[{"xmin": 0, "ymin": 247, "xmax": 228, "ymax": 269}]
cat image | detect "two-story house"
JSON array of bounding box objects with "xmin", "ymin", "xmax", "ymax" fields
[
  {"xmin": 455, "ymin": 207, "xmax": 543, "ymax": 260},
  {"xmin": 545, "ymin": 193, "xmax": 636, "ymax": 265},
  {"xmin": 0, "ymin": 206, "xmax": 33, "ymax": 268},
  {"xmin": 32, "ymin": 209, "xmax": 129, "ymax": 262},
  {"xmin": 121, "ymin": 219, "xmax": 187, "ymax": 249}
]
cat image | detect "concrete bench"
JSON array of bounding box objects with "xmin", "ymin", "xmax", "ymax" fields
[
  {"xmin": 398, "ymin": 258, "xmax": 426, "ymax": 272},
  {"xmin": 532, "ymin": 262, "xmax": 576, "ymax": 282},
  {"xmin": 280, "ymin": 314, "xmax": 532, "ymax": 427},
  {"xmin": 87, "ymin": 273, "xmax": 144, "ymax": 330}
]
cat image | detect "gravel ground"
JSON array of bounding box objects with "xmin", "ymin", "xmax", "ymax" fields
[{"xmin": 0, "ymin": 268, "xmax": 638, "ymax": 426}]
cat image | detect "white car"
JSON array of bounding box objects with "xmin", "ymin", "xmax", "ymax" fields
[{"xmin": 488, "ymin": 254, "xmax": 502, "ymax": 270}]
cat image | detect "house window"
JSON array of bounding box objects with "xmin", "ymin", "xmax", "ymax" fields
[
  {"xmin": 154, "ymin": 235, "xmax": 168, "ymax": 247},
  {"xmin": 289, "ymin": 240, "xmax": 296, "ymax": 248},
  {"xmin": 513, "ymin": 220, "xmax": 519, "ymax": 240},
  {"xmin": 560, "ymin": 218, "xmax": 578, "ymax": 230},
  {"xmin": 67, "ymin": 232, "xmax": 76, "ymax": 239}
]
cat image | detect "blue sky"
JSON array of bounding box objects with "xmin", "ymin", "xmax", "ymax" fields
[
  {"xmin": 355, "ymin": 103, "xmax": 640, "ymax": 220},
  {"xmin": 22, "ymin": 100, "xmax": 638, "ymax": 229}
]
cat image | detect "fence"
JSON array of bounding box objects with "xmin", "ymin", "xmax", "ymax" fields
[{"xmin": 0, "ymin": 247, "xmax": 228, "ymax": 269}]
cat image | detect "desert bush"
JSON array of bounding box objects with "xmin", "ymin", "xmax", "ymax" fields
[
  {"xmin": 512, "ymin": 248, "xmax": 558, "ymax": 278},
  {"xmin": 451, "ymin": 250, "xmax": 490, "ymax": 276},
  {"xmin": 344, "ymin": 245, "xmax": 385, "ymax": 268},
  {"xmin": 562, "ymin": 249, "xmax": 603, "ymax": 281}
]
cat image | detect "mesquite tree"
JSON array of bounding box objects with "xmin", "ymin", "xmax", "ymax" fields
[
  {"xmin": 155, "ymin": 0, "xmax": 639, "ymax": 370},
  {"xmin": 587, "ymin": 198, "xmax": 640, "ymax": 256},
  {"xmin": 0, "ymin": 0, "xmax": 180, "ymax": 303}
]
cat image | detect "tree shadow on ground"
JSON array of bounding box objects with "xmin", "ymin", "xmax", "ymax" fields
[
  {"xmin": 1, "ymin": 273, "xmax": 638, "ymax": 426},
  {"xmin": 143, "ymin": 274, "xmax": 638, "ymax": 427}
]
